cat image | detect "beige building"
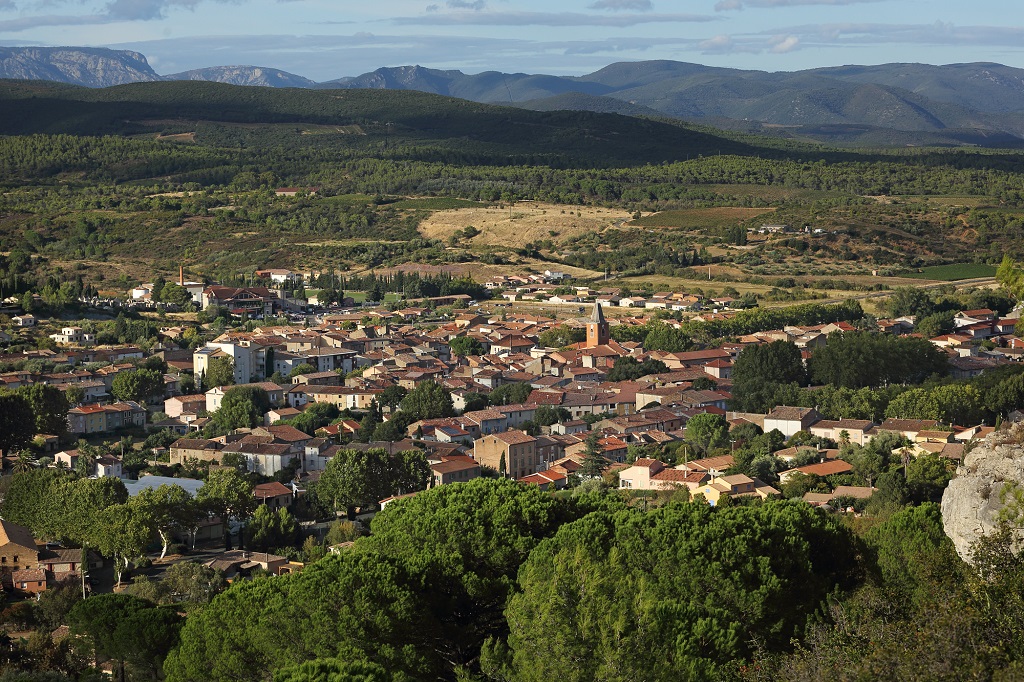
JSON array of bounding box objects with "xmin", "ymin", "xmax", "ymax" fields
[
  {"xmin": 0, "ymin": 520, "xmax": 40, "ymax": 577},
  {"xmin": 473, "ymin": 430, "xmax": 539, "ymax": 479},
  {"xmin": 618, "ymin": 459, "xmax": 707, "ymax": 492},
  {"xmin": 170, "ymin": 438, "xmax": 224, "ymax": 465},
  {"xmin": 809, "ymin": 419, "xmax": 876, "ymax": 446},
  {"xmin": 694, "ymin": 474, "xmax": 780, "ymax": 506},
  {"xmin": 763, "ymin": 406, "xmax": 821, "ymax": 438}
]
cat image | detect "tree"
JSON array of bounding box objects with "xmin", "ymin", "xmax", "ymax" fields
[
  {"xmin": 248, "ymin": 505, "xmax": 301, "ymax": 552},
  {"xmin": 398, "ymin": 382, "xmax": 454, "ymax": 420},
  {"xmin": 93, "ymin": 503, "xmax": 152, "ymax": 587},
  {"xmin": 161, "ymin": 561, "xmax": 226, "ymax": 605},
  {"xmin": 606, "ymin": 356, "xmax": 669, "ymax": 382},
  {"xmin": 272, "ymin": 658, "xmax": 392, "ymax": 682},
  {"xmin": 0, "ymin": 392, "xmax": 35, "ymax": 454},
  {"xmin": 449, "ymin": 336, "xmax": 485, "ymax": 357},
  {"xmin": 167, "ymin": 479, "xmax": 601, "ymax": 681},
  {"xmin": 537, "ymin": 326, "xmax": 585, "ymax": 348},
  {"xmin": 196, "ymin": 468, "xmax": 257, "ymax": 545},
  {"xmin": 204, "ymin": 356, "xmax": 234, "ymax": 389},
  {"xmin": 642, "ymin": 321, "xmax": 693, "ymax": 352},
  {"xmin": 885, "ymin": 286, "xmax": 933, "ymax": 318},
  {"xmin": 130, "ymin": 484, "xmax": 200, "ymax": 559},
  {"xmin": 730, "ymin": 341, "xmax": 805, "ymax": 412},
  {"xmin": 289, "ymin": 363, "xmax": 317, "ymax": 379},
  {"xmin": 487, "ymin": 382, "xmax": 532, "ymax": 406},
  {"xmin": 17, "ymin": 384, "xmax": 69, "ymax": 437},
  {"xmin": 63, "ymin": 383, "xmax": 85, "ymax": 406},
  {"xmin": 533, "ymin": 405, "xmax": 571, "ymax": 427},
  {"xmin": 316, "ymin": 448, "xmax": 415, "ymax": 515},
  {"xmin": 809, "ymin": 332, "xmax": 949, "ymax": 389},
  {"xmin": 68, "ymin": 593, "xmax": 182, "ymax": 681},
  {"xmin": 111, "ymin": 368, "xmax": 164, "ymax": 403},
  {"xmin": 906, "ymin": 453, "xmax": 953, "ymax": 504},
  {"xmin": 997, "ymin": 254, "xmax": 1024, "ymax": 300},
  {"xmin": 685, "ymin": 412, "xmax": 729, "ymax": 457},
  {"xmin": 212, "ymin": 386, "xmax": 271, "ymax": 431},
  {"xmin": 375, "ymin": 385, "xmax": 408, "ymax": 411},
  {"xmin": 490, "ymin": 501, "xmax": 860, "ymax": 681},
  {"xmin": 579, "ymin": 431, "xmax": 606, "ymax": 478}
]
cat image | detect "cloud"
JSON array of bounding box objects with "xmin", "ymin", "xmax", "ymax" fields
[
  {"xmin": 0, "ymin": 0, "xmax": 237, "ymax": 30},
  {"xmin": 0, "ymin": 13, "xmax": 114, "ymax": 31},
  {"xmin": 588, "ymin": 0, "xmax": 653, "ymax": 11},
  {"xmin": 393, "ymin": 11, "xmax": 714, "ymax": 27},
  {"xmin": 756, "ymin": 21, "xmax": 1024, "ymax": 48},
  {"xmin": 446, "ymin": 0, "xmax": 485, "ymax": 8},
  {"xmin": 717, "ymin": 0, "xmax": 884, "ymax": 10},
  {"xmin": 768, "ymin": 35, "xmax": 799, "ymax": 52}
]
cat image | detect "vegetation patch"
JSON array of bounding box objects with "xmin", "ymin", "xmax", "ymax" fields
[
  {"xmin": 900, "ymin": 263, "xmax": 997, "ymax": 281},
  {"xmin": 630, "ymin": 207, "xmax": 776, "ymax": 229}
]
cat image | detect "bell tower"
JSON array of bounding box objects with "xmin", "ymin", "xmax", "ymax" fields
[{"xmin": 586, "ymin": 301, "xmax": 609, "ymax": 348}]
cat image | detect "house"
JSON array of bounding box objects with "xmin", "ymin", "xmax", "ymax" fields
[
  {"xmin": 10, "ymin": 568, "xmax": 47, "ymax": 595},
  {"xmin": 763, "ymin": 406, "xmax": 821, "ymax": 438},
  {"xmin": 618, "ymin": 459, "xmax": 707, "ymax": 492},
  {"xmin": 254, "ymin": 482, "xmax": 293, "ymax": 511},
  {"xmin": 95, "ymin": 455, "xmax": 123, "ymax": 479},
  {"xmin": 877, "ymin": 418, "xmax": 940, "ymax": 441},
  {"xmin": 169, "ymin": 438, "xmax": 224, "ymax": 465},
  {"xmin": 11, "ymin": 314, "xmax": 36, "ymax": 327},
  {"xmin": 809, "ymin": 419, "xmax": 876, "ymax": 446},
  {"xmin": 0, "ymin": 520, "xmax": 40, "ymax": 577},
  {"xmin": 429, "ymin": 457, "xmax": 481, "ymax": 487},
  {"xmin": 778, "ymin": 459, "xmax": 854, "ymax": 484},
  {"xmin": 518, "ymin": 468, "xmax": 569, "ymax": 490},
  {"xmin": 695, "ymin": 474, "xmax": 780, "ymax": 505},
  {"xmin": 473, "ymin": 430, "xmax": 539, "ymax": 480},
  {"xmin": 206, "ymin": 550, "xmax": 290, "ymax": 579}
]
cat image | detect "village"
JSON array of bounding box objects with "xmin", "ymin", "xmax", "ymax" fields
[{"xmin": 0, "ymin": 259, "xmax": 1019, "ymax": 607}]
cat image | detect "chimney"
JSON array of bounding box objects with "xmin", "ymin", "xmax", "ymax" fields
[{"xmin": 179, "ymin": 266, "xmax": 184, "ymax": 286}]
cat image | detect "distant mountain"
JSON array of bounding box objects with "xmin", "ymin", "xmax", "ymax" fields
[
  {"xmin": 0, "ymin": 46, "xmax": 161, "ymax": 87},
  {"xmin": 318, "ymin": 61, "xmax": 1024, "ymax": 143},
  {"xmin": 4, "ymin": 48, "xmax": 1024, "ymax": 146},
  {"xmin": 167, "ymin": 66, "xmax": 317, "ymax": 89}
]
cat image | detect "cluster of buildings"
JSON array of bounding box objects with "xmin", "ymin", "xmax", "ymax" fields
[{"xmin": 3, "ymin": 287, "xmax": 1021, "ymax": 508}]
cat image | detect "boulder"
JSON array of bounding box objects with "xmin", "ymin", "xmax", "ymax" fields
[{"xmin": 941, "ymin": 425, "xmax": 1024, "ymax": 564}]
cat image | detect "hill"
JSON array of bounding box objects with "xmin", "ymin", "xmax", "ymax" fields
[
  {"xmin": 5, "ymin": 49, "xmax": 1024, "ymax": 147},
  {"xmin": 326, "ymin": 60, "xmax": 1024, "ymax": 145},
  {"xmin": 0, "ymin": 79, "xmax": 761, "ymax": 167},
  {"xmin": 166, "ymin": 66, "xmax": 317, "ymax": 89},
  {"xmin": 0, "ymin": 46, "xmax": 161, "ymax": 87}
]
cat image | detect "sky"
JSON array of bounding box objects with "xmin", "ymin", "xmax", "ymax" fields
[{"xmin": 1, "ymin": 0, "xmax": 1024, "ymax": 81}]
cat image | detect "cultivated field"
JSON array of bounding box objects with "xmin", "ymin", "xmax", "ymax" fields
[
  {"xmin": 629, "ymin": 207, "xmax": 776, "ymax": 230},
  {"xmin": 417, "ymin": 202, "xmax": 633, "ymax": 247}
]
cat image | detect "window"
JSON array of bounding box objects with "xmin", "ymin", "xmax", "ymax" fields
[
  {"xmin": 12, "ymin": 556, "xmax": 18, "ymax": 563},
  {"xmin": 1, "ymin": 557, "xmax": 5, "ymax": 564}
]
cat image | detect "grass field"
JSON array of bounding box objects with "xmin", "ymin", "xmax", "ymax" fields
[
  {"xmin": 899, "ymin": 264, "xmax": 997, "ymax": 281},
  {"xmin": 630, "ymin": 207, "xmax": 775, "ymax": 230},
  {"xmin": 417, "ymin": 202, "xmax": 632, "ymax": 248},
  {"xmin": 390, "ymin": 198, "xmax": 485, "ymax": 210}
]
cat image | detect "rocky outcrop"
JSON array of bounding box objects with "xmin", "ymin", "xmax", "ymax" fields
[
  {"xmin": 0, "ymin": 47, "xmax": 161, "ymax": 87},
  {"xmin": 941, "ymin": 425, "xmax": 1024, "ymax": 563},
  {"xmin": 165, "ymin": 66, "xmax": 317, "ymax": 89}
]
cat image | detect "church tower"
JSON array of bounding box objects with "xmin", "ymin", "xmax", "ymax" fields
[{"xmin": 586, "ymin": 301, "xmax": 610, "ymax": 348}]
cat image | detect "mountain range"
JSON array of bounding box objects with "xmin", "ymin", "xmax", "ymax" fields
[{"xmin": 3, "ymin": 46, "xmax": 1024, "ymax": 146}]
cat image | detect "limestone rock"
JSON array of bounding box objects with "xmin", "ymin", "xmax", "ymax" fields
[{"xmin": 941, "ymin": 424, "xmax": 1024, "ymax": 564}]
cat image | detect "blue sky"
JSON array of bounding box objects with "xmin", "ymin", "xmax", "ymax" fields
[{"xmin": 2, "ymin": 0, "xmax": 1023, "ymax": 81}]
